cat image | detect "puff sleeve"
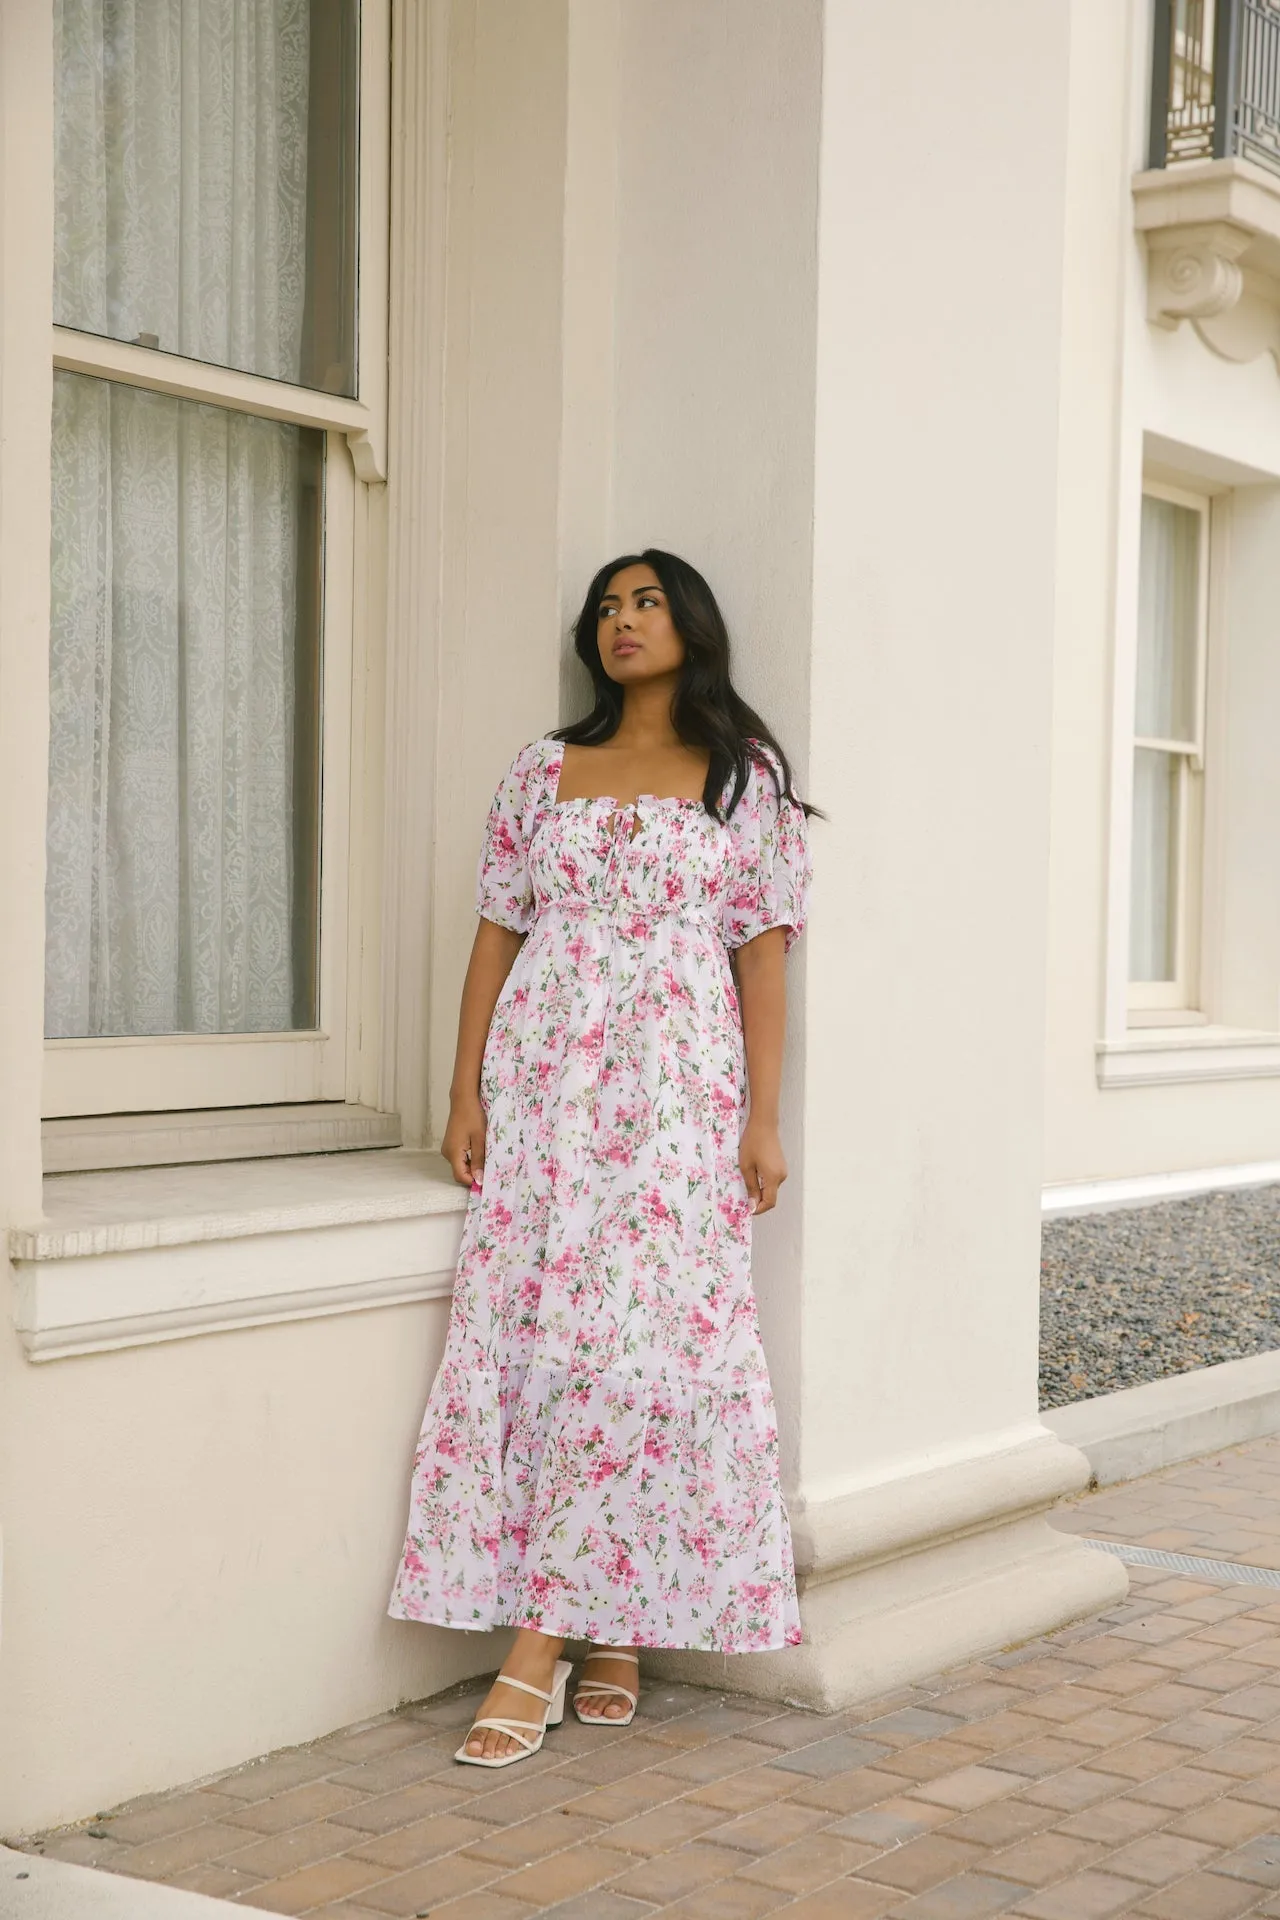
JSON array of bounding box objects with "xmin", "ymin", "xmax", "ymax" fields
[
  {"xmin": 720, "ymin": 748, "xmax": 812, "ymax": 954},
  {"xmin": 475, "ymin": 743, "xmax": 541, "ymax": 934}
]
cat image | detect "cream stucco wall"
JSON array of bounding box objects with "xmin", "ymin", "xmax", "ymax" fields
[
  {"xmin": 1043, "ymin": 0, "xmax": 1280, "ymax": 1185},
  {"xmin": 0, "ymin": 1305, "xmax": 472, "ymax": 1826}
]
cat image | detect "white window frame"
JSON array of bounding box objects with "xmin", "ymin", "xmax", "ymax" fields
[
  {"xmin": 41, "ymin": 0, "xmax": 389, "ymax": 1121},
  {"xmin": 1127, "ymin": 479, "xmax": 1211, "ymax": 1024}
]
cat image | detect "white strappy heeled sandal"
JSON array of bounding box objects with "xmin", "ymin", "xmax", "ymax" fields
[
  {"xmin": 454, "ymin": 1658, "xmax": 573, "ymax": 1769},
  {"xmin": 572, "ymin": 1649, "xmax": 639, "ymax": 1727}
]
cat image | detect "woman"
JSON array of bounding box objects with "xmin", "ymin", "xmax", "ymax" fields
[{"xmin": 388, "ymin": 549, "xmax": 814, "ymax": 1766}]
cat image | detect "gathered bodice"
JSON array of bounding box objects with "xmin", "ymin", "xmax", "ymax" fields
[{"xmin": 527, "ymin": 797, "xmax": 731, "ymax": 930}]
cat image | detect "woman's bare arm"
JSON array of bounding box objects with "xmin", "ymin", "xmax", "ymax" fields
[
  {"xmin": 442, "ymin": 918, "xmax": 526, "ymax": 1187},
  {"xmin": 733, "ymin": 925, "xmax": 789, "ymax": 1214}
]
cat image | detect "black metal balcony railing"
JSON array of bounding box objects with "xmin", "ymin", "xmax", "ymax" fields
[{"xmin": 1150, "ymin": 0, "xmax": 1280, "ymax": 177}]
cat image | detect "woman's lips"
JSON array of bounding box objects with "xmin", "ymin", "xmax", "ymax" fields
[{"xmin": 613, "ymin": 640, "xmax": 640, "ymax": 655}]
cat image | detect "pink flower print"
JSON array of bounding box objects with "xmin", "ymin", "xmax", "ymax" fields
[
  {"xmin": 389, "ymin": 737, "xmax": 808, "ymax": 1653},
  {"xmin": 602, "ymin": 1542, "xmax": 639, "ymax": 1585},
  {"xmin": 687, "ymin": 1306, "xmax": 718, "ymax": 1344}
]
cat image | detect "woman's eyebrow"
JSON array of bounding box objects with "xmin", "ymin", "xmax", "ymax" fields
[{"xmin": 599, "ymin": 583, "xmax": 663, "ymax": 608}]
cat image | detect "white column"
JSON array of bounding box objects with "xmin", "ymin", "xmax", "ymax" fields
[
  {"xmin": 779, "ymin": 0, "xmax": 1124, "ymax": 1703},
  {"xmin": 619, "ymin": 0, "xmax": 1125, "ymax": 1705}
]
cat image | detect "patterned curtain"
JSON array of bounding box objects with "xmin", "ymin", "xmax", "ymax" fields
[{"xmin": 46, "ymin": 0, "xmax": 313, "ymax": 1039}]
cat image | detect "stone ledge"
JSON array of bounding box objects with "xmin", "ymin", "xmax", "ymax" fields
[
  {"xmin": 10, "ymin": 1149, "xmax": 467, "ymax": 1361},
  {"xmin": 11, "ymin": 1148, "xmax": 466, "ymax": 1261}
]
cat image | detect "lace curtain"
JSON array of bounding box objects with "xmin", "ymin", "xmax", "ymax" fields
[{"xmin": 46, "ymin": 0, "xmax": 314, "ymax": 1039}]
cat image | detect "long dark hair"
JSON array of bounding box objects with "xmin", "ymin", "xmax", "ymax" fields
[{"xmin": 554, "ymin": 548, "xmax": 817, "ymax": 822}]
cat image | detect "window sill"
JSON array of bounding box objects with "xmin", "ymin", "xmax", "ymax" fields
[
  {"xmin": 1096, "ymin": 1025, "xmax": 1280, "ymax": 1089},
  {"xmin": 41, "ymin": 1102, "xmax": 402, "ymax": 1174},
  {"xmin": 10, "ymin": 1149, "xmax": 467, "ymax": 1362}
]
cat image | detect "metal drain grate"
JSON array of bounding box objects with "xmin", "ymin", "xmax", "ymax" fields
[{"xmin": 1082, "ymin": 1536, "xmax": 1280, "ymax": 1589}]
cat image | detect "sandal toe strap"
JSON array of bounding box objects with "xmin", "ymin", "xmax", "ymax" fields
[
  {"xmin": 464, "ymin": 1717, "xmax": 541, "ymax": 1751},
  {"xmin": 573, "ymin": 1681, "xmax": 638, "ymax": 1707}
]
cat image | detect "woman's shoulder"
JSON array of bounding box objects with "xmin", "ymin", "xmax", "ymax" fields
[
  {"xmin": 742, "ymin": 739, "xmax": 800, "ymax": 809},
  {"xmin": 494, "ymin": 735, "xmax": 563, "ymax": 812},
  {"xmin": 744, "ymin": 738, "xmax": 784, "ymax": 781},
  {"xmin": 500, "ymin": 734, "xmax": 561, "ymax": 776}
]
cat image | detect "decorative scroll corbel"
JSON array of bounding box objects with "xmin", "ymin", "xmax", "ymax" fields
[
  {"xmin": 1145, "ymin": 220, "xmax": 1280, "ymax": 366},
  {"xmin": 1146, "ymin": 222, "xmax": 1250, "ymax": 326}
]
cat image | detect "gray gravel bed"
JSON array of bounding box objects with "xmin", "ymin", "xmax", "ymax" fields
[{"xmin": 1040, "ymin": 1184, "xmax": 1280, "ymax": 1409}]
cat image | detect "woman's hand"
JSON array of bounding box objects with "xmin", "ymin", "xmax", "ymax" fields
[
  {"xmin": 739, "ymin": 1117, "xmax": 788, "ymax": 1216},
  {"xmin": 443, "ymin": 1092, "xmax": 487, "ymax": 1190},
  {"xmin": 442, "ymin": 919, "xmax": 525, "ymax": 1190}
]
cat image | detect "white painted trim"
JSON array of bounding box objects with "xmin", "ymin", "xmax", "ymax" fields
[
  {"xmin": 1127, "ymin": 483, "xmax": 1209, "ymax": 1015},
  {"xmin": 1045, "ymin": 1347, "xmax": 1280, "ymax": 1487},
  {"xmin": 11, "ymin": 1147, "xmax": 466, "ymax": 1360},
  {"xmin": 351, "ymin": 0, "xmax": 391, "ymax": 484},
  {"xmin": 52, "ymin": 327, "xmax": 377, "ymax": 461},
  {"xmin": 43, "ymin": 4, "xmax": 393, "ymax": 1118},
  {"xmin": 379, "ymin": 0, "xmax": 451, "ymax": 1147},
  {"xmin": 1043, "ymin": 1155, "xmax": 1280, "ymax": 1215},
  {"xmin": 1095, "ymin": 1023, "xmax": 1280, "ymax": 1086},
  {"xmin": 41, "ymin": 1103, "xmax": 401, "ymax": 1174}
]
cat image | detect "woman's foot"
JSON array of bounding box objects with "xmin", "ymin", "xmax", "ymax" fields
[
  {"xmin": 573, "ymin": 1646, "xmax": 639, "ymax": 1722},
  {"xmin": 463, "ymin": 1628, "xmax": 567, "ymax": 1762}
]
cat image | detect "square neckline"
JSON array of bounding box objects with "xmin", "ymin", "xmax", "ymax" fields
[{"xmin": 544, "ymin": 737, "xmax": 709, "ymax": 812}]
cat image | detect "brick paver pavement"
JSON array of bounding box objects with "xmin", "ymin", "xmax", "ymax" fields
[{"xmin": 20, "ymin": 1435, "xmax": 1280, "ymax": 1917}]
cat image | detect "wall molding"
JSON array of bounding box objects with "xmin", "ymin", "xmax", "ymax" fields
[
  {"xmin": 1095, "ymin": 1025, "xmax": 1280, "ymax": 1088},
  {"xmin": 381, "ymin": 0, "xmax": 452, "ymax": 1145}
]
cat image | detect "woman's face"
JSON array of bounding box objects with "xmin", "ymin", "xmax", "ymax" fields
[{"xmin": 596, "ymin": 566, "xmax": 684, "ymax": 685}]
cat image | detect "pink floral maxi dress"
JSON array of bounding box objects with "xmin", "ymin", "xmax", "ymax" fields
[{"xmin": 388, "ymin": 736, "xmax": 811, "ymax": 1652}]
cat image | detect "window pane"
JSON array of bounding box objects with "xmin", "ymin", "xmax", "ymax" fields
[
  {"xmin": 45, "ymin": 370, "xmax": 323, "ymax": 1040},
  {"xmin": 53, "ymin": 0, "xmax": 358, "ymax": 395},
  {"xmin": 1130, "ymin": 747, "xmax": 1180, "ymax": 983},
  {"xmin": 1136, "ymin": 495, "xmax": 1200, "ymax": 742}
]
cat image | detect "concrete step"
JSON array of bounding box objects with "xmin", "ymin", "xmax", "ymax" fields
[{"xmin": 0, "ymin": 1848, "xmax": 231, "ymax": 1917}]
